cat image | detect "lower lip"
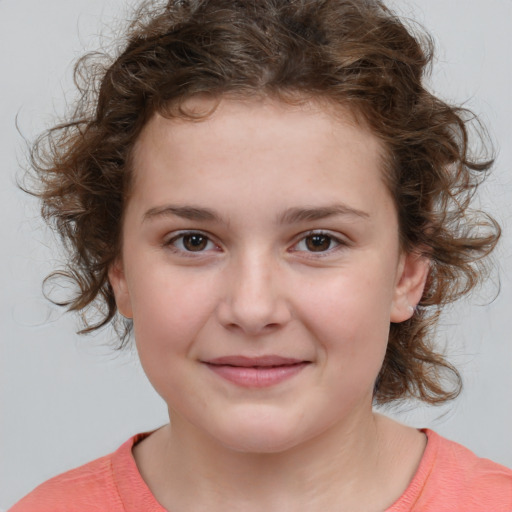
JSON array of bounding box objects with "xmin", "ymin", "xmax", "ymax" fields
[{"xmin": 205, "ymin": 363, "xmax": 309, "ymax": 388}]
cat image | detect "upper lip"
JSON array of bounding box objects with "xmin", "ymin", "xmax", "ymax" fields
[{"xmin": 204, "ymin": 356, "xmax": 307, "ymax": 367}]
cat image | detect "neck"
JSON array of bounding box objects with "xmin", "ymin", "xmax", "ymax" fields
[{"xmin": 133, "ymin": 408, "xmax": 424, "ymax": 512}]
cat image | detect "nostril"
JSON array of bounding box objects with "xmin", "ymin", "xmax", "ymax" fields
[
  {"xmin": 224, "ymin": 321, "xmax": 281, "ymax": 334},
  {"xmin": 215, "ymin": 282, "xmax": 292, "ymax": 334}
]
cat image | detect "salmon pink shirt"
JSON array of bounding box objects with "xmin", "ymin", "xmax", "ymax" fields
[{"xmin": 10, "ymin": 429, "xmax": 512, "ymax": 511}]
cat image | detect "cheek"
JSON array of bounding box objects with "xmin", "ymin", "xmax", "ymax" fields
[
  {"xmin": 300, "ymin": 268, "xmax": 394, "ymax": 331},
  {"xmin": 128, "ymin": 270, "xmax": 221, "ymax": 404},
  {"xmin": 128, "ymin": 268, "xmax": 219, "ymax": 356},
  {"xmin": 295, "ymin": 266, "xmax": 394, "ymax": 367}
]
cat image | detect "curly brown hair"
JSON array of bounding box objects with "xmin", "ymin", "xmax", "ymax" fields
[{"xmin": 29, "ymin": 0, "xmax": 500, "ymax": 405}]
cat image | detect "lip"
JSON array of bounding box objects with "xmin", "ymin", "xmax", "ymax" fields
[{"xmin": 203, "ymin": 355, "xmax": 310, "ymax": 388}]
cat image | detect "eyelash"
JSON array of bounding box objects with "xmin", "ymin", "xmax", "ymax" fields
[
  {"xmin": 164, "ymin": 231, "xmax": 219, "ymax": 255},
  {"xmin": 164, "ymin": 230, "xmax": 347, "ymax": 257},
  {"xmin": 288, "ymin": 230, "xmax": 349, "ymax": 259}
]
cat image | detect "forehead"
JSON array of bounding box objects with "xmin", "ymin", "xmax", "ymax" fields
[
  {"xmin": 128, "ymin": 97, "xmax": 394, "ymax": 222},
  {"xmin": 133, "ymin": 96, "xmax": 386, "ymax": 173}
]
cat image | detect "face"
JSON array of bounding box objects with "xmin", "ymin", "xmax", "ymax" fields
[{"xmin": 110, "ymin": 98, "xmax": 427, "ymax": 453}]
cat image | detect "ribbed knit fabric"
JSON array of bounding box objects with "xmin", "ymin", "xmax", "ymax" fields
[
  {"xmin": 387, "ymin": 430, "xmax": 512, "ymax": 511},
  {"xmin": 9, "ymin": 432, "xmax": 162, "ymax": 512},
  {"xmin": 10, "ymin": 429, "xmax": 512, "ymax": 511}
]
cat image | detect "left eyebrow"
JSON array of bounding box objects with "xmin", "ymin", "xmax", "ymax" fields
[{"xmin": 278, "ymin": 204, "xmax": 370, "ymax": 224}]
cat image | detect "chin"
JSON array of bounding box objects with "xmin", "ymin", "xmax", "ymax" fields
[{"xmin": 209, "ymin": 411, "xmax": 316, "ymax": 455}]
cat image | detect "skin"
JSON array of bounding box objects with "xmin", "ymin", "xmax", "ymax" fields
[{"xmin": 109, "ymin": 97, "xmax": 430, "ymax": 511}]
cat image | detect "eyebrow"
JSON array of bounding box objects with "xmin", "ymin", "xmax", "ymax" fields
[
  {"xmin": 278, "ymin": 204, "xmax": 369, "ymax": 224},
  {"xmin": 143, "ymin": 203, "xmax": 369, "ymax": 225},
  {"xmin": 143, "ymin": 205, "xmax": 224, "ymax": 223}
]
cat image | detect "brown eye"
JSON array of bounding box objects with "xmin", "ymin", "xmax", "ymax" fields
[
  {"xmin": 182, "ymin": 234, "xmax": 209, "ymax": 251},
  {"xmin": 305, "ymin": 234, "xmax": 332, "ymax": 252},
  {"xmin": 166, "ymin": 232, "xmax": 218, "ymax": 255}
]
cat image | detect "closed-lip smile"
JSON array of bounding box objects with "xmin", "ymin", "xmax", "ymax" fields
[{"xmin": 202, "ymin": 355, "xmax": 311, "ymax": 388}]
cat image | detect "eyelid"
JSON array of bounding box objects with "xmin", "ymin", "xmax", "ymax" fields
[
  {"xmin": 162, "ymin": 229, "xmax": 350, "ymax": 257},
  {"xmin": 289, "ymin": 230, "xmax": 350, "ymax": 255},
  {"xmin": 163, "ymin": 230, "xmax": 221, "ymax": 254}
]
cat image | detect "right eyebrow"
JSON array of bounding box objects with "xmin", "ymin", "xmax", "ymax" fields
[{"xmin": 143, "ymin": 205, "xmax": 225, "ymax": 223}]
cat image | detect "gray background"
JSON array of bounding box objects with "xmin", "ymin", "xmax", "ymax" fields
[{"xmin": 1, "ymin": 0, "xmax": 511, "ymax": 508}]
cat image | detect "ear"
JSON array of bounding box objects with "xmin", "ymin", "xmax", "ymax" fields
[
  {"xmin": 390, "ymin": 252, "xmax": 430, "ymax": 323},
  {"xmin": 108, "ymin": 259, "xmax": 133, "ymax": 319}
]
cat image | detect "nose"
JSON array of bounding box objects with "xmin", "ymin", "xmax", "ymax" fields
[{"xmin": 216, "ymin": 251, "xmax": 292, "ymax": 335}]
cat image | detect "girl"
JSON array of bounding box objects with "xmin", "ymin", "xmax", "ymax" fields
[{"xmin": 8, "ymin": 0, "xmax": 512, "ymax": 510}]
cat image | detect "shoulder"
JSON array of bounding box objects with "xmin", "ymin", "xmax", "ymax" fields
[
  {"xmin": 8, "ymin": 453, "xmax": 119, "ymax": 512},
  {"xmin": 8, "ymin": 434, "xmax": 151, "ymax": 512},
  {"xmin": 390, "ymin": 429, "xmax": 512, "ymax": 512},
  {"xmin": 428, "ymin": 430, "xmax": 512, "ymax": 490}
]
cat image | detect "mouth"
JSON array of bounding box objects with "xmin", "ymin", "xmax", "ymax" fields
[{"xmin": 202, "ymin": 355, "xmax": 311, "ymax": 388}]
